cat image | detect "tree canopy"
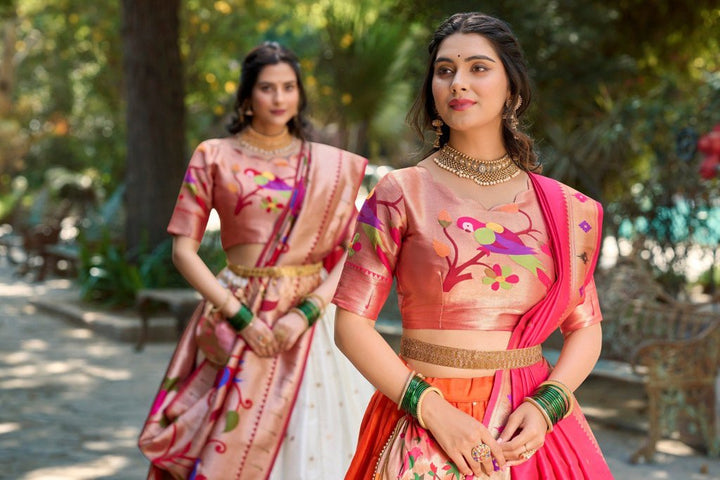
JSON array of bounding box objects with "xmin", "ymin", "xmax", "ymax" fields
[{"xmin": 1, "ymin": 0, "xmax": 718, "ymax": 292}]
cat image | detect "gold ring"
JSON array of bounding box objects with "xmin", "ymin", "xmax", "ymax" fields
[
  {"xmin": 257, "ymin": 335, "xmax": 267, "ymax": 345},
  {"xmin": 471, "ymin": 443, "xmax": 492, "ymax": 462},
  {"xmin": 520, "ymin": 447, "xmax": 537, "ymax": 460}
]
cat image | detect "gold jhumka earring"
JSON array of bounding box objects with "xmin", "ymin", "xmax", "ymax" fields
[
  {"xmin": 503, "ymin": 95, "xmax": 522, "ymax": 135},
  {"xmin": 432, "ymin": 118, "xmax": 444, "ymax": 148}
]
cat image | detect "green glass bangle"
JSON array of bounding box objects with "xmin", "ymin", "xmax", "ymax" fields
[
  {"xmin": 297, "ymin": 299, "xmax": 321, "ymax": 326},
  {"xmin": 227, "ymin": 303, "xmax": 253, "ymax": 331},
  {"xmin": 531, "ymin": 384, "xmax": 570, "ymax": 425},
  {"xmin": 540, "ymin": 384, "xmax": 570, "ymax": 420},
  {"xmin": 408, "ymin": 382, "xmax": 431, "ymax": 419},
  {"xmin": 401, "ymin": 375, "xmax": 424, "ymax": 412},
  {"xmin": 400, "ymin": 375, "xmax": 431, "ymax": 419},
  {"xmin": 534, "ymin": 391, "xmax": 562, "ymax": 424}
]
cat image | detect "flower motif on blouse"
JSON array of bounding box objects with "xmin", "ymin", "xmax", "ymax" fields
[
  {"xmin": 483, "ymin": 263, "xmax": 520, "ymax": 290},
  {"xmin": 347, "ymin": 232, "xmax": 362, "ymax": 257},
  {"xmin": 261, "ymin": 196, "xmax": 285, "ymax": 213}
]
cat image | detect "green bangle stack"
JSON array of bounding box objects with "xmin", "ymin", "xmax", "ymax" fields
[
  {"xmin": 292, "ymin": 295, "xmax": 323, "ymax": 327},
  {"xmin": 400, "ymin": 373, "xmax": 432, "ymax": 419},
  {"xmin": 523, "ymin": 380, "xmax": 573, "ymax": 431},
  {"xmin": 227, "ymin": 303, "xmax": 254, "ymax": 331}
]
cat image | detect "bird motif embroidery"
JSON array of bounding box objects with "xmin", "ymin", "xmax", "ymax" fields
[
  {"xmin": 456, "ymin": 216, "xmax": 552, "ymax": 288},
  {"xmin": 233, "ymin": 168, "xmax": 293, "ymax": 214},
  {"xmin": 354, "ymin": 188, "xmax": 403, "ymax": 274},
  {"xmin": 243, "ymin": 168, "xmax": 293, "ymax": 191}
]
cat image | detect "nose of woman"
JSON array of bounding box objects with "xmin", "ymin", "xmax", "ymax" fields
[{"xmin": 450, "ymin": 72, "xmax": 469, "ymax": 94}]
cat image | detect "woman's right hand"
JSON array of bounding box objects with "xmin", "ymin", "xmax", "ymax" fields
[
  {"xmin": 237, "ymin": 316, "xmax": 278, "ymax": 357},
  {"xmin": 421, "ymin": 392, "xmax": 505, "ymax": 477}
]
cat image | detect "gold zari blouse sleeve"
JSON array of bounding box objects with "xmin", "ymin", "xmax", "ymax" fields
[{"xmin": 333, "ymin": 173, "xmax": 406, "ymax": 320}]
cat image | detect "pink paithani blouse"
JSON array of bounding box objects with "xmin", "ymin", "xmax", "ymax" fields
[
  {"xmin": 167, "ymin": 138, "xmax": 303, "ymax": 249},
  {"xmin": 333, "ymin": 166, "xmax": 601, "ymax": 333}
]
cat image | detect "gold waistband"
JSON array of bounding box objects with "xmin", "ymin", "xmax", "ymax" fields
[
  {"xmin": 226, "ymin": 262, "xmax": 323, "ymax": 278},
  {"xmin": 400, "ymin": 337, "xmax": 542, "ymax": 370}
]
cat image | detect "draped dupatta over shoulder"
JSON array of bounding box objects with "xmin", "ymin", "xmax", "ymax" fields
[
  {"xmin": 138, "ymin": 142, "xmax": 367, "ymax": 480},
  {"xmin": 483, "ymin": 173, "xmax": 613, "ymax": 479}
]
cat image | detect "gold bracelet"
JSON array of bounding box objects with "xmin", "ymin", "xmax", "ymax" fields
[
  {"xmin": 397, "ymin": 370, "xmax": 416, "ymax": 409},
  {"xmin": 523, "ymin": 396, "xmax": 554, "ymax": 432},
  {"xmin": 417, "ymin": 386, "xmax": 443, "ymax": 429},
  {"xmin": 540, "ymin": 379, "xmax": 575, "ymax": 418},
  {"xmin": 210, "ymin": 289, "xmax": 231, "ymax": 314}
]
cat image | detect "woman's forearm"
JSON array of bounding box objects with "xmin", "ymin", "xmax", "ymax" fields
[
  {"xmin": 172, "ymin": 235, "xmax": 240, "ymax": 316},
  {"xmin": 335, "ymin": 307, "xmax": 410, "ymax": 403}
]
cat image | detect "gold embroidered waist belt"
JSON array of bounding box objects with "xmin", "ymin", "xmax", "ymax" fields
[
  {"xmin": 226, "ymin": 262, "xmax": 322, "ymax": 278},
  {"xmin": 400, "ymin": 337, "xmax": 542, "ymax": 370}
]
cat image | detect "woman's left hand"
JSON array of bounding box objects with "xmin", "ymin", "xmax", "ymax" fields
[
  {"xmin": 271, "ymin": 310, "xmax": 308, "ymax": 352},
  {"xmin": 497, "ymin": 401, "xmax": 548, "ymax": 466}
]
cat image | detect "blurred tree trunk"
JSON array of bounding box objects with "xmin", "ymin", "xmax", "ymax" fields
[
  {"xmin": 121, "ymin": 0, "xmax": 184, "ymax": 255},
  {"xmin": 0, "ymin": 14, "xmax": 15, "ymax": 116}
]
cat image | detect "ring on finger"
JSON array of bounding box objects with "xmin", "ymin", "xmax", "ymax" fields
[
  {"xmin": 520, "ymin": 447, "xmax": 537, "ymax": 460},
  {"xmin": 471, "ymin": 442, "xmax": 492, "ymax": 463}
]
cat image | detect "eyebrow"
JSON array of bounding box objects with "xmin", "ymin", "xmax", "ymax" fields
[
  {"xmin": 257, "ymin": 80, "xmax": 297, "ymax": 86},
  {"xmin": 435, "ymin": 54, "xmax": 496, "ymax": 64}
]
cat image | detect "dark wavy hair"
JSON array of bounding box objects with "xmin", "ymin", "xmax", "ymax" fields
[
  {"xmin": 226, "ymin": 41, "xmax": 311, "ymax": 140},
  {"xmin": 407, "ymin": 12, "xmax": 540, "ymax": 172}
]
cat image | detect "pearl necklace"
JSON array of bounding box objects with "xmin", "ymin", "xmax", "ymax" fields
[
  {"xmin": 236, "ymin": 126, "xmax": 300, "ymax": 158},
  {"xmin": 434, "ymin": 144, "xmax": 521, "ymax": 186}
]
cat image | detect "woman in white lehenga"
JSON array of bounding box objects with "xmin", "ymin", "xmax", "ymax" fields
[{"xmin": 138, "ymin": 41, "xmax": 374, "ymax": 480}]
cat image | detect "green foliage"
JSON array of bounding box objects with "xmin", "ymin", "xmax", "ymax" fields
[
  {"xmin": 0, "ymin": 175, "xmax": 27, "ymax": 223},
  {"xmin": 77, "ymin": 227, "xmax": 226, "ymax": 309},
  {"xmin": 4, "ymin": 1, "xmax": 125, "ymax": 192},
  {"xmin": 696, "ymin": 264, "xmax": 720, "ymax": 294},
  {"xmin": 5, "ymin": 0, "xmax": 720, "ymax": 298},
  {"xmin": 78, "ymin": 231, "xmax": 142, "ymax": 308}
]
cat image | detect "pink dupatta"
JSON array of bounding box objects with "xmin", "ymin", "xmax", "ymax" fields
[{"xmin": 483, "ymin": 173, "xmax": 614, "ymax": 479}]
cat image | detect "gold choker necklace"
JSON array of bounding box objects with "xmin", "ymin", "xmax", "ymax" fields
[
  {"xmin": 237, "ymin": 126, "xmax": 299, "ymax": 158},
  {"xmin": 434, "ymin": 144, "xmax": 521, "ymax": 186}
]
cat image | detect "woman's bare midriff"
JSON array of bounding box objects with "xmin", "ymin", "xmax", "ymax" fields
[
  {"xmin": 224, "ymin": 243, "xmax": 265, "ymax": 267},
  {"xmin": 403, "ymin": 328, "xmax": 512, "ymax": 378}
]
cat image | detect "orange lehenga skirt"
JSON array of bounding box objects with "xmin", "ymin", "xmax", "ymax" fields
[{"xmin": 346, "ymin": 375, "xmax": 495, "ymax": 479}]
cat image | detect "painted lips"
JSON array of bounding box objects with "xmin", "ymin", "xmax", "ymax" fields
[{"xmin": 449, "ymin": 99, "xmax": 475, "ymax": 110}]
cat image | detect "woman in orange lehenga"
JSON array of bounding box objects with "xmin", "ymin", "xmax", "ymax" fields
[
  {"xmin": 333, "ymin": 13, "xmax": 614, "ymax": 479},
  {"xmin": 138, "ymin": 42, "xmax": 373, "ymax": 479}
]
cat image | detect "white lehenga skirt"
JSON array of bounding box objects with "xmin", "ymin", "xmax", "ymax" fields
[{"xmin": 269, "ymin": 303, "xmax": 375, "ymax": 479}]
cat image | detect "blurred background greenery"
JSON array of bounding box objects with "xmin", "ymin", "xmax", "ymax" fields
[{"xmin": 0, "ymin": 0, "xmax": 718, "ymax": 306}]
